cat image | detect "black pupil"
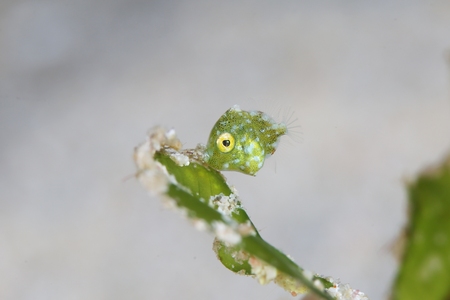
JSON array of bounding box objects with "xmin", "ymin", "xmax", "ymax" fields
[{"xmin": 222, "ymin": 140, "xmax": 231, "ymax": 147}]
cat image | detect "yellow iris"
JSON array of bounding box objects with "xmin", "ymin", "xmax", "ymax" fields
[{"xmin": 216, "ymin": 132, "xmax": 235, "ymax": 153}]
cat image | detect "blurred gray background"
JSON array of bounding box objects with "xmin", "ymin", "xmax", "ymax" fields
[{"xmin": 1, "ymin": 1, "xmax": 450, "ymax": 299}]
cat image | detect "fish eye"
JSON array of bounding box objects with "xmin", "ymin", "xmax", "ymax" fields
[{"xmin": 217, "ymin": 133, "xmax": 235, "ymax": 153}]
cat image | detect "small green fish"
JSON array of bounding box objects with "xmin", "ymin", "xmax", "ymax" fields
[{"xmin": 204, "ymin": 105, "xmax": 287, "ymax": 175}]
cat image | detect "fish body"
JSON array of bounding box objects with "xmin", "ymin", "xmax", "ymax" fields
[{"xmin": 204, "ymin": 105, "xmax": 287, "ymax": 175}]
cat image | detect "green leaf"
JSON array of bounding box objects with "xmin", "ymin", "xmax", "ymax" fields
[
  {"xmin": 135, "ymin": 127, "xmax": 368, "ymax": 299},
  {"xmin": 155, "ymin": 151, "xmax": 232, "ymax": 199},
  {"xmin": 392, "ymin": 155, "xmax": 450, "ymax": 300}
]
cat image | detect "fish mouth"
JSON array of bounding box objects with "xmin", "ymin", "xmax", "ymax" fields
[{"xmin": 203, "ymin": 149, "xmax": 212, "ymax": 162}]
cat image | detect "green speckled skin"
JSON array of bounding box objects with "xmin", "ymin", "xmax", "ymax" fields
[{"xmin": 204, "ymin": 105, "xmax": 287, "ymax": 175}]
